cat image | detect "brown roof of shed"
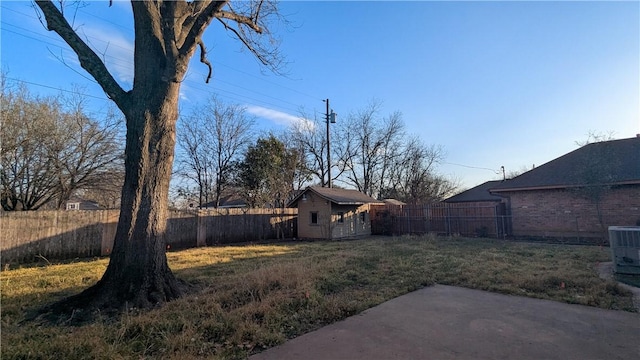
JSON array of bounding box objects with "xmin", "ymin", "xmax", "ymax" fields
[
  {"xmin": 491, "ymin": 137, "xmax": 640, "ymax": 192},
  {"xmin": 287, "ymin": 186, "xmax": 383, "ymax": 207}
]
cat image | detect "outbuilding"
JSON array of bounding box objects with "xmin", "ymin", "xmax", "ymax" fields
[{"xmin": 288, "ymin": 186, "xmax": 383, "ymax": 240}]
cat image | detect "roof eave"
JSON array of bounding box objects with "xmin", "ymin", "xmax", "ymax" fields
[
  {"xmin": 444, "ymin": 199, "xmax": 503, "ymax": 203},
  {"xmin": 333, "ymin": 201, "xmax": 385, "ymax": 206},
  {"xmin": 491, "ymin": 180, "xmax": 640, "ymax": 193}
]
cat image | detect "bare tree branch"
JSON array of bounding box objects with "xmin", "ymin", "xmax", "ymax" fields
[
  {"xmin": 198, "ymin": 41, "xmax": 213, "ymax": 83},
  {"xmin": 34, "ymin": 1, "xmax": 127, "ymax": 108},
  {"xmin": 216, "ymin": 17, "xmax": 271, "ymax": 67},
  {"xmin": 1, "ymin": 79, "xmax": 122, "ymax": 210},
  {"xmin": 178, "ymin": 1, "xmax": 226, "ymax": 58},
  {"xmin": 216, "ymin": 9, "xmax": 263, "ymax": 33}
]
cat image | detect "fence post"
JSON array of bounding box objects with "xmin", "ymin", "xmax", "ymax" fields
[
  {"xmin": 446, "ymin": 204, "xmax": 451, "ymax": 236},
  {"xmin": 196, "ymin": 210, "xmax": 206, "ymax": 247},
  {"xmin": 494, "ymin": 206, "xmax": 498, "ymax": 238},
  {"xmin": 101, "ymin": 210, "xmax": 118, "ymax": 256}
]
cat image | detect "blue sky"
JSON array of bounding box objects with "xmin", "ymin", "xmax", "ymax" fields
[{"xmin": 1, "ymin": 0, "xmax": 639, "ymax": 190}]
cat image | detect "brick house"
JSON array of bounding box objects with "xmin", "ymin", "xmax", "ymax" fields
[
  {"xmin": 490, "ymin": 136, "xmax": 640, "ymax": 242},
  {"xmin": 288, "ymin": 187, "xmax": 383, "ymax": 240}
]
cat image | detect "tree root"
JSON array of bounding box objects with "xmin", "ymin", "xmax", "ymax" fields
[{"xmin": 24, "ymin": 276, "xmax": 193, "ymax": 326}]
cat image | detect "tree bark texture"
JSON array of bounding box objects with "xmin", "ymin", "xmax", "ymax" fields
[
  {"xmin": 98, "ymin": 80, "xmax": 183, "ymax": 308},
  {"xmin": 33, "ymin": 0, "xmax": 274, "ymax": 314},
  {"xmin": 34, "ymin": 0, "xmax": 208, "ymax": 312}
]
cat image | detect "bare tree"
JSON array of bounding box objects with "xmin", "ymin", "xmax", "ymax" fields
[
  {"xmin": 339, "ymin": 100, "xmax": 404, "ymax": 197},
  {"xmin": 380, "ymin": 138, "xmax": 458, "ymax": 203},
  {"xmin": 0, "ymin": 79, "xmax": 122, "ymax": 211},
  {"xmin": 50, "ymin": 90, "xmax": 123, "ymax": 209},
  {"xmin": 575, "ymin": 130, "xmax": 616, "ymax": 147},
  {"xmin": 176, "ymin": 115, "xmax": 215, "ymax": 208},
  {"xmin": 502, "ymin": 165, "xmax": 532, "ymax": 180},
  {"xmin": 177, "ymin": 96, "xmax": 254, "ymax": 208},
  {"xmin": 33, "ymin": 0, "xmax": 282, "ymax": 314},
  {"xmin": 78, "ymin": 166, "xmax": 125, "ymax": 209},
  {"xmin": 1, "ymin": 83, "xmax": 60, "ymax": 210},
  {"xmin": 279, "ymin": 129, "xmax": 313, "ymax": 190},
  {"xmin": 287, "ymin": 100, "xmax": 457, "ymax": 202},
  {"xmin": 288, "ymin": 113, "xmax": 328, "ymax": 186}
]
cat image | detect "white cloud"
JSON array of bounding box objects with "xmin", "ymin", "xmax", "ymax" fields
[
  {"xmin": 246, "ymin": 105, "xmax": 314, "ymax": 129},
  {"xmin": 80, "ymin": 26, "xmax": 134, "ymax": 85}
]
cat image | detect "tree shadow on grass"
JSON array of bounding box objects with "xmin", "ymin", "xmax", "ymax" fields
[{"xmin": 9, "ymin": 242, "xmax": 303, "ymax": 326}]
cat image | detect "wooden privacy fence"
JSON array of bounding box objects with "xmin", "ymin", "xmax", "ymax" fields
[
  {"xmin": 371, "ymin": 203, "xmax": 510, "ymax": 238},
  {"xmin": 0, "ymin": 208, "xmax": 297, "ymax": 266}
]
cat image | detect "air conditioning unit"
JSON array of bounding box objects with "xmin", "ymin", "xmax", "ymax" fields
[{"xmin": 608, "ymin": 226, "xmax": 640, "ymax": 275}]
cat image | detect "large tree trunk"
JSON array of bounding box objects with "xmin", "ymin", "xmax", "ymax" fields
[
  {"xmin": 53, "ymin": 81, "xmax": 184, "ymax": 313},
  {"xmin": 32, "ymin": 0, "xmax": 277, "ymax": 319},
  {"xmin": 62, "ymin": 4, "xmax": 192, "ymax": 311},
  {"xmin": 100, "ymin": 81, "xmax": 183, "ymax": 307}
]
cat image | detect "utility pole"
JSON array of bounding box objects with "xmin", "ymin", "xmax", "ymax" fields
[{"xmin": 324, "ymin": 99, "xmax": 336, "ymax": 188}]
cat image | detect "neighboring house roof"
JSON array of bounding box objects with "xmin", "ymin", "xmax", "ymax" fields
[
  {"xmin": 383, "ymin": 198, "xmax": 406, "ymax": 206},
  {"xmin": 492, "ymin": 136, "xmax": 640, "ymax": 193},
  {"xmin": 219, "ymin": 196, "xmax": 248, "ymax": 208},
  {"xmin": 288, "ymin": 186, "xmax": 384, "ymax": 207},
  {"xmin": 66, "ymin": 197, "xmax": 101, "ymax": 210},
  {"xmin": 444, "ymin": 180, "xmax": 505, "ymax": 203},
  {"xmin": 203, "ymin": 194, "xmax": 248, "ymax": 208}
]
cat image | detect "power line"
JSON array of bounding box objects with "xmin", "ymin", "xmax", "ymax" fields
[
  {"xmin": 3, "ymin": 78, "xmax": 123, "ymax": 121},
  {"xmin": 443, "ymin": 162, "xmax": 501, "ymax": 174},
  {"xmin": 211, "ymin": 61, "xmax": 321, "ymax": 101},
  {"xmin": 6, "ymin": 77, "xmax": 110, "ymax": 101},
  {"xmin": 4, "ymin": 26, "xmax": 305, "ymax": 115},
  {"xmin": 2, "ymin": 3, "xmax": 324, "ymax": 104},
  {"xmin": 2, "ymin": 24, "xmax": 135, "ymax": 74},
  {"xmin": 5, "ymin": 77, "xmax": 305, "ymax": 124},
  {"xmin": 78, "ymin": 8, "xmax": 132, "ymax": 32}
]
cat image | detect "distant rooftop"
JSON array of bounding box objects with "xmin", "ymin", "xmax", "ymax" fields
[
  {"xmin": 492, "ymin": 137, "xmax": 640, "ymax": 192},
  {"xmin": 383, "ymin": 199, "xmax": 406, "ymax": 206},
  {"xmin": 444, "ymin": 180, "xmax": 505, "ymax": 203},
  {"xmin": 288, "ymin": 187, "xmax": 383, "ymax": 207}
]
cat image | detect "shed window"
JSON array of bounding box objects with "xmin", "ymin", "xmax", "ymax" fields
[
  {"xmin": 337, "ymin": 212, "xmax": 344, "ymax": 223},
  {"xmin": 360, "ymin": 211, "xmax": 366, "ymax": 223},
  {"xmin": 310, "ymin": 211, "xmax": 318, "ymax": 225}
]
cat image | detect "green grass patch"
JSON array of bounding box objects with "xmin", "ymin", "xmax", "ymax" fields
[{"xmin": 1, "ymin": 235, "xmax": 635, "ymax": 359}]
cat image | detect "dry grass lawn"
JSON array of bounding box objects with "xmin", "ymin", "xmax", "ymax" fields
[{"xmin": 1, "ymin": 235, "xmax": 635, "ymax": 359}]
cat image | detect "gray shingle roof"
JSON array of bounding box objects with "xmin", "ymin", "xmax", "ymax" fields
[
  {"xmin": 444, "ymin": 180, "xmax": 505, "ymax": 203},
  {"xmin": 288, "ymin": 187, "xmax": 383, "ymax": 207},
  {"xmin": 491, "ymin": 137, "xmax": 640, "ymax": 192}
]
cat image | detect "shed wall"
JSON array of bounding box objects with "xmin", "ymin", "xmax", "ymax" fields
[
  {"xmin": 296, "ymin": 191, "xmax": 332, "ymax": 239},
  {"xmin": 330, "ymin": 203, "xmax": 371, "ymax": 239}
]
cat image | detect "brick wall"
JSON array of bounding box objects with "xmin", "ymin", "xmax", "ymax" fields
[{"xmin": 504, "ymin": 185, "xmax": 640, "ymax": 240}]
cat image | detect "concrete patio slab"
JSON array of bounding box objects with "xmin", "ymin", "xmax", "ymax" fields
[{"xmin": 251, "ymin": 285, "xmax": 639, "ymax": 360}]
